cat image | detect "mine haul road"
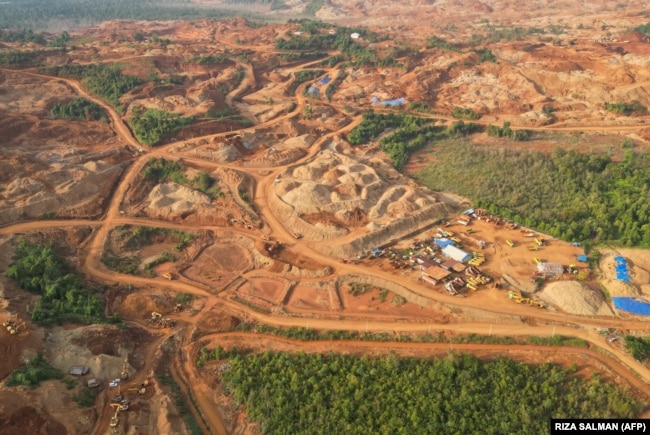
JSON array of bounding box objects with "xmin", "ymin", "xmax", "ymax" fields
[{"xmin": 3, "ymin": 47, "xmax": 650, "ymax": 435}]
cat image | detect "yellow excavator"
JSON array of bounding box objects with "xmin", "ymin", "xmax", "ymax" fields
[{"xmin": 109, "ymin": 403, "xmax": 122, "ymax": 428}]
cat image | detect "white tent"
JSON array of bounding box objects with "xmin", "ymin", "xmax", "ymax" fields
[{"xmin": 442, "ymin": 245, "xmax": 472, "ymax": 263}]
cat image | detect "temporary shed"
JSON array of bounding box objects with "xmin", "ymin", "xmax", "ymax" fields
[
  {"xmin": 70, "ymin": 366, "xmax": 89, "ymax": 376},
  {"xmin": 577, "ymin": 255, "xmax": 588, "ymax": 263},
  {"xmin": 434, "ymin": 238, "xmax": 454, "ymax": 248},
  {"xmin": 441, "ymin": 245, "xmax": 472, "ymax": 263},
  {"xmin": 423, "ymin": 266, "xmax": 451, "ymax": 283}
]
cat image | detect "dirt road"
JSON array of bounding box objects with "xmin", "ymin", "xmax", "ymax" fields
[{"xmin": 4, "ymin": 42, "xmax": 650, "ymax": 435}]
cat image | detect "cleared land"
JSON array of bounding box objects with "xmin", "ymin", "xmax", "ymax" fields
[{"xmin": 1, "ymin": 5, "xmax": 650, "ymax": 434}]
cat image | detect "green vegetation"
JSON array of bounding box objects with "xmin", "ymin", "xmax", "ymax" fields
[
  {"xmin": 221, "ymin": 350, "xmax": 641, "ymax": 434},
  {"xmin": 426, "ymin": 35, "xmax": 461, "ymax": 51},
  {"xmin": 304, "ymin": 0, "xmax": 325, "ymax": 16},
  {"xmin": 286, "ymin": 69, "xmax": 324, "ymax": 95},
  {"xmin": 452, "ymin": 106, "xmax": 481, "ymax": 120},
  {"xmin": 144, "ymin": 252, "xmax": 176, "ymax": 275},
  {"xmin": 624, "ymin": 336, "xmax": 650, "ymax": 362},
  {"xmin": 142, "ymin": 157, "xmax": 223, "ymax": 199},
  {"xmin": 391, "ymin": 294, "xmax": 406, "ymax": 306},
  {"xmin": 175, "ymin": 292, "xmax": 196, "ymax": 306},
  {"xmin": 205, "ymin": 105, "xmax": 253, "ymax": 127},
  {"xmin": 325, "ymin": 70, "xmax": 347, "ymax": 102},
  {"xmin": 603, "ymin": 101, "xmax": 647, "ymax": 116},
  {"xmin": 48, "ymin": 31, "xmax": 70, "ymax": 48},
  {"xmin": 487, "ymin": 122, "xmax": 532, "ymax": 141},
  {"xmin": 416, "ymin": 139, "xmax": 650, "ymax": 246},
  {"xmin": 6, "ymin": 239, "xmax": 110, "ymax": 325},
  {"xmin": 474, "ymin": 47, "xmax": 497, "ymax": 63},
  {"xmin": 40, "ymin": 64, "xmax": 142, "ymax": 110},
  {"xmin": 128, "ymin": 107, "xmax": 193, "ymax": 146},
  {"xmin": 102, "ymin": 225, "xmax": 194, "ymax": 275},
  {"xmin": 101, "ymin": 253, "xmax": 140, "ymax": 275},
  {"xmin": 158, "ymin": 375, "xmax": 203, "ymax": 435},
  {"xmin": 279, "ymin": 51, "xmax": 328, "ymax": 62},
  {"xmin": 347, "ymin": 110, "xmax": 481, "ymax": 169},
  {"xmin": 278, "ymin": 19, "xmax": 398, "ymax": 68},
  {"xmin": 225, "ymin": 322, "xmax": 589, "ymax": 348},
  {"xmin": 0, "ymin": 50, "xmax": 40, "ymax": 67},
  {"xmin": 0, "ymin": 29, "xmax": 46, "ymax": 44},
  {"xmin": 5, "ymin": 353, "xmax": 64, "ymax": 389},
  {"xmin": 72, "ymin": 386, "xmax": 100, "ymax": 407},
  {"xmin": 348, "ymin": 282, "xmax": 372, "ymax": 296},
  {"xmin": 635, "ymin": 22, "xmax": 650, "ymax": 35},
  {"xmin": 189, "ymin": 54, "xmax": 231, "ymax": 65},
  {"xmin": 50, "ymin": 98, "xmax": 105, "ymax": 121},
  {"xmin": 0, "ymin": 0, "xmax": 268, "ymax": 30}
]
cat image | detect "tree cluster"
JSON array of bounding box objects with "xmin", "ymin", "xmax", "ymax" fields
[
  {"xmin": 603, "ymin": 101, "xmax": 647, "ymax": 116},
  {"xmin": 221, "ymin": 351, "xmax": 641, "ymax": 434},
  {"xmin": 416, "ymin": 140, "xmax": 650, "ymax": 246},
  {"xmin": 487, "ymin": 122, "xmax": 531, "ymax": 141},
  {"xmin": 5, "ymin": 353, "xmax": 63, "ymax": 389},
  {"xmin": 5, "ymin": 239, "xmax": 110, "ymax": 325},
  {"xmin": 0, "ymin": 0, "xmax": 259, "ymax": 30},
  {"xmin": 128, "ymin": 107, "xmax": 193, "ymax": 145},
  {"xmin": 277, "ymin": 20, "xmax": 398, "ymax": 68},
  {"xmin": 50, "ymin": 98, "xmax": 105, "ymax": 121},
  {"xmin": 0, "ymin": 29, "xmax": 46, "ymax": 44},
  {"xmin": 624, "ymin": 336, "xmax": 650, "ymax": 361},
  {"xmin": 41, "ymin": 63, "xmax": 142, "ymax": 110},
  {"xmin": 142, "ymin": 157, "xmax": 222, "ymax": 199},
  {"xmin": 452, "ymin": 107, "xmax": 481, "ymax": 120}
]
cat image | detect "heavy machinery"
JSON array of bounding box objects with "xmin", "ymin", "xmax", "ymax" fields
[
  {"xmin": 535, "ymin": 238, "xmax": 544, "ymax": 247},
  {"xmin": 121, "ymin": 358, "xmax": 129, "ymax": 381},
  {"xmin": 109, "ymin": 404, "xmax": 120, "ymax": 428},
  {"xmin": 162, "ymin": 272, "xmax": 175, "ymax": 280},
  {"xmin": 506, "ymin": 240, "xmax": 515, "ymax": 248},
  {"xmin": 128, "ymin": 379, "xmax": 149, "ymax": 395},
  {"xmin": 3, "ymin": 316, "xmax": 25, "ymax": 335}
]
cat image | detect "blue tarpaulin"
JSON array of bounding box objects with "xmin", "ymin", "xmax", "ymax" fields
[
  {"xmin": 614, "ymin": 256, "xmax": 631, "ymax": 282},
  {"xmin": 319, "ymin": 76, "xmax": 331, "ymax": 85},
  {"xmin": 372, "ymin": 97, "xmax": 406, "ymax": 106},
  {"xmin": 307, "ymin": 86, "xmax": 319, "ymax": 96},
  {"xmin": 577, "ymin": 255, "xmax": 588, "ymax": 262},
  {"xmin": 612, "ymin": 297, "xmax": 650, "ymax": 316},
  {"xmin": 434, "ymin": 238, "xmax": 454, "ymax": 248}
]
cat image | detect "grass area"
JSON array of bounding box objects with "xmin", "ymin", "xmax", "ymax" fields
[
  {"xmin": 603, "ymin": 101, "xmax": 647, "ymax": 116},
  {"xmin": 143, "ymin": 252, "xmax": 176, "ymax": 276},
  {"xmin": 0, "ymin": 50, "xmax": 40, "ymax": 67},
  {"xmin": 286, "ymin": 69, "xmax": 324, "ymax": 95},
  {"xmin": 452, "ymin": 106, "xmax": 481, "ymax": 120},
  {"xmin": 624, "ymin": 336, "xmax": 650, "ymax": 362},
  {"xmin": 5, "ymin": 353, "xmax": 64, "ymax": 389},
  {"xmin": 101, "ymin": 253, "xmax": 140, "ymax": 275}
]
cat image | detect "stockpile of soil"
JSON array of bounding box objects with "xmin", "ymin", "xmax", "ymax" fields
[{"xmin": 539, "ymin": 281, "xmax": 613, "ymax": 316}]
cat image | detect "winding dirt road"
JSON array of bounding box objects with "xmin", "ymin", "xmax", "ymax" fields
[{"xmin": 3, "ymin": 43, "xmax": 650, "ymax": 435}]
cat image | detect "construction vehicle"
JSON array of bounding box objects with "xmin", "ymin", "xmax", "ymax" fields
[
  {"xmin": 528, "ymin": 245, "xmax": 538, "ymax": 251},
  {"xmin": 533, "ymin": 257, "xmax": 541, "ymax": 264},
  {"xmin": 3, "ymin": 316, "xmax": 25, "ymax": 335},
  {"xmin": 162, "ymin": 272, "xmax": 175, "ymax": 280},
  {"xmin": 292, "ymin": 232, "xmax": 302, "ymax": 239},
  {"xmin": 121, "ymin": 358, "xmax": 129, "ymax": 381},
  {"xmin": 506, "ymin": 240, "xmax": 515, "ymax": 248},
  {"xmin": 535, "ymin": 238, "xmax": 544, "ymax": 247},
  {"xmin": 109, "ymin": 404, "xmax": 121, "ymax": 428}
]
